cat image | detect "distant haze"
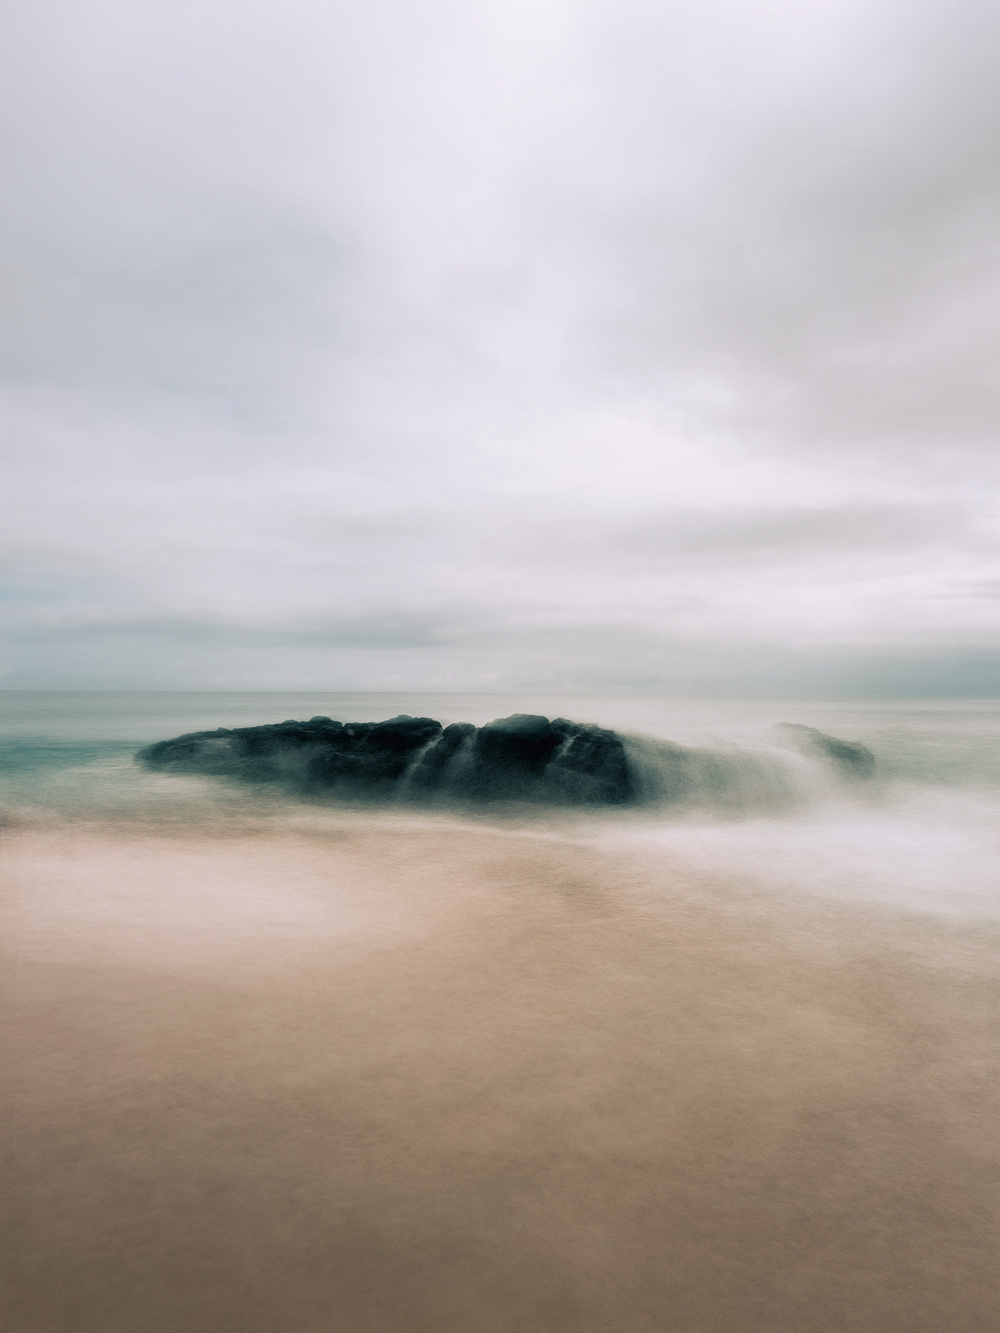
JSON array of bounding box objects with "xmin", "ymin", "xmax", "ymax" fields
[{"xmin": 1, "ymin": 0, "xmax": 997, "ymax": 692}]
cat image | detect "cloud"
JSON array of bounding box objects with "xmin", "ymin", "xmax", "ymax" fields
[{"xmin": 0, "ymin": 0, "xmax": 997, "ymax": 689}]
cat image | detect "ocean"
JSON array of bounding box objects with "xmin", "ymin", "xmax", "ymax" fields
[{"xmin": 3, "ymin": 691, "xmax": 999, "ymax": 1332}]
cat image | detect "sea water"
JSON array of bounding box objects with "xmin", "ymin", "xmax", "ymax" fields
[{"xmin": 3, "ymin": 692, "xmax": 999, "ymax": 1332}]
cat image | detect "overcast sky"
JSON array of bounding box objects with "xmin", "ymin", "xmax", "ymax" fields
[{"xmin": 1, "ymin": 0, "xmax": 997, "ymax": 692}]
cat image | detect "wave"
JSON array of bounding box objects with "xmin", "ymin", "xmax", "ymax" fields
[{"xmin": 136, "ymin": 712, "xmax": 876, "ymax": 814}]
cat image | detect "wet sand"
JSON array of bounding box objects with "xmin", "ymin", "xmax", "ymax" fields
[{"xmin": 4, "ymin": 819, "xmax": 999, "ymax": 1332}]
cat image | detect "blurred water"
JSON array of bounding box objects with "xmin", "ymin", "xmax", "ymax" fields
[{"xmin": 2, "ymin": 691, "xmax": 997, "ymax": 917}]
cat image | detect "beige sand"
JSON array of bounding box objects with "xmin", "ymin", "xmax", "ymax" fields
[{"xmin": 3, "ymin": 817, "xmax": 998, "ymax": 1332}]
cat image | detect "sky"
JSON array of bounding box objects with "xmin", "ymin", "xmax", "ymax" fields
[{"xmin": 1, "ymin": 0, "xmax": 997, "ymax": 693}]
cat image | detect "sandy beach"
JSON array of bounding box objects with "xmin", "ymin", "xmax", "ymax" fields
[{"xmin": 5, "ymin": 818, "xmax": 998, "ymax": 1332}]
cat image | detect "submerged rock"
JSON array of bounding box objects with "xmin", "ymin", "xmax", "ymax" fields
[
  {"xmin": 775, "ymin": 723, "xmax": 876, "ymax": 778},
  {"xmin": 137, "ymin": 713, "xmax": 635, "ymax": 806},
  {"xmin": 137, "ymin": 713, "xmax": 878, "ymax": 810}
]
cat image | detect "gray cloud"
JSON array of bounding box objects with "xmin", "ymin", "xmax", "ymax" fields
[
  {"xmin": 515, "ymin": 503, "xmax": 978, "ymax": 563},
  {"xmin": 0, "ymin": 0, "xmax": 997, "ymax": 690}
]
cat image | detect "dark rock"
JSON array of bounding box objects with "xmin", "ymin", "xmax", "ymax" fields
[
  {"xmin": 137, "ymin": 714, "xmax": 878, "ymax": 809},
  {"xmin": 306, "ymin": 716, "xmax": 444, "ymax": 789},
  {"xmin": 458, "ymin": 714, "xmax": 634, "ymax": 804},
  {"xmin": 136, "ymin": 712, "xmax": 633, "ymax": 806}
]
